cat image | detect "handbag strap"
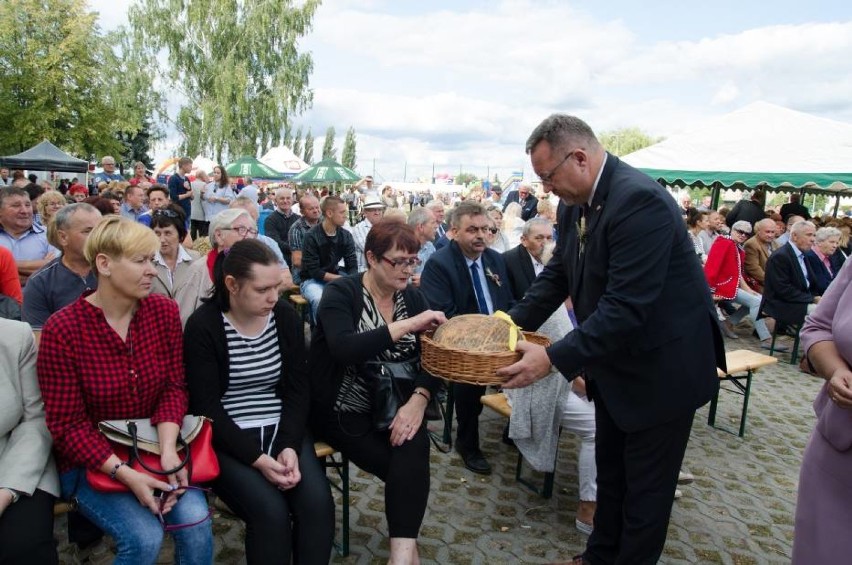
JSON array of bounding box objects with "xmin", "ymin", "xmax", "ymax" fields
[{"xmin": 128, "ymin": 421, "xmax": 192, "ymax": 476}]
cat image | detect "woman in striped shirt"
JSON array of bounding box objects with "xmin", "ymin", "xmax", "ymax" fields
[{"xmin": 184, "ymin": 239, "xmax": 333, "ymax": 564}]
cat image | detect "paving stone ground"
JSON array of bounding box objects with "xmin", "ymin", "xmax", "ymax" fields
[{"xmin": 57, "ymin": 329, "xmax": 818, "ymax": 564}]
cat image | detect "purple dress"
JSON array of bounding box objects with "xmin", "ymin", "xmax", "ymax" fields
[{"xmin": 792, "ymin": 258, "xmax": 852, "ymax": 563}]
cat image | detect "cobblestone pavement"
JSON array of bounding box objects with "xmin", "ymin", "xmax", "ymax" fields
[{"xmin": 57, "ymin": 330, "xmax": 819, "ymax": 564}]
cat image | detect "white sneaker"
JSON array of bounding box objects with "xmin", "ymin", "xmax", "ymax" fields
[
  {"xmin": 674, "ymin": 489, "xmax": 683, "ymax": 500},
  {"xmin": 678, "ymin": 471, "xmax": 694, "ymax": 484}
]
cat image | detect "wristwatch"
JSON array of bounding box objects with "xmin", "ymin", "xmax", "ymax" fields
[{"xmin": 2, "ymin": 488, "xmax": 19, "ymax": 504}]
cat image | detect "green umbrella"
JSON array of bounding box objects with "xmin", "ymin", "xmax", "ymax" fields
[
  {"xmin": 224, "ymin": 156, "xmax": 285, "ymax": 179},
  {"xmin": 293, "ymin": 158, "xmax": 361, "ymax": 183}
]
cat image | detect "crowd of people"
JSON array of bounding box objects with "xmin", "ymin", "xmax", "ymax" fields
[{"xmin": 0, "ymin": 129, "xmax": 850, "ymax": 565}]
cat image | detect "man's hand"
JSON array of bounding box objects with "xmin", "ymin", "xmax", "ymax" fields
[{"xmin": 497, "ymin": 340, "xmax": 553, "ymax": 389}]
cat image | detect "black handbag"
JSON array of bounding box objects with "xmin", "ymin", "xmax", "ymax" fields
[{"xmin": 362, "ymin": 358, "xmax": 441, "ymax": 430}]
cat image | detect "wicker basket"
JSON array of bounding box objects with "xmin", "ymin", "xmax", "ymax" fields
[{"xmin": 421, "ymin": 330, "xmax": 551, "ymax": 385}]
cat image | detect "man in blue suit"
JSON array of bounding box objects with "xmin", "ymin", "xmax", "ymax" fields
[
  {"xmin": 420, "ymin": 201, "xmax": 514, "ymax": 475},
  {"xmin": 499, "ymin": 114, "xmax": 723, "ymax": 564}
]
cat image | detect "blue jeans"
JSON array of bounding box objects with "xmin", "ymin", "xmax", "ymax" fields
[
  {"xmin": 729, "ymin": 290, "xmax": 771, "ymax": 340},
  {"xmin": 60, "ymin": 469, "xmax": 213, "ymax": 565},
  {"xmin": 300, "ymin": 279, "xmax": 326, "ymax": 323}
]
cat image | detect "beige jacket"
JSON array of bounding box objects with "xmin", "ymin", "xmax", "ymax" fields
[
  {"xmin": 743, "ymin": 236, "xmax": 779, "ymax": 287},
  {"xmin": 0, "ymin": 319, "xmax": 59, "ymax": 496},
  {"xmin": 151, "ymin": 248, "xmax": 212, "ymax": 327}
]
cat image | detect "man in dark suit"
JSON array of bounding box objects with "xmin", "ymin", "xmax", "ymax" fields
[
  {"xmin": 779, "ymin": 193, "xmax": 811, "ymax": 222},
  {"xmin": 503, "ymin": 182, "xmax": 539, "ymax": 221},
  {"xmin": 503, "ymin": 217, "xmax": 553, "ymax": 300},
  {"xmin": 498, "ymin": 114, "xmax": 723, "ymax": 564},
  {"xmin": 760, "ymin": 220, "xmax": 818, "ymax": 327},
  {"xmin": 420, "ymin": 201, "xmax": 515, "ymax": 475}
]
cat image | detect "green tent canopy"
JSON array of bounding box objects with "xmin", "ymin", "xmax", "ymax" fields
[
  {"xmin": 622, "ymin": 101, "xmax": 852, "ymax": 194},
  {"xmin": 293, "ymin": 158, "xmax": 360, "ymax": 183},
  {"xmin": 224, "ymin": 157, "xmax": 284, "ymax": 179}
]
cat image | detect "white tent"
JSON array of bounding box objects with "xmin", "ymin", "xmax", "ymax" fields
[
  {"xmin": 260, "ymin": 146, "xmax": 309, "ymax": 176},
  {"xmin": 621, "ymin": 101, "xmax": 852, "ymax": 192}
]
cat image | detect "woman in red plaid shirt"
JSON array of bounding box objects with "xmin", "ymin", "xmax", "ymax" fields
[{"xmin": 37, "ymin": 216, "xmax": 213, "ymax": 565}]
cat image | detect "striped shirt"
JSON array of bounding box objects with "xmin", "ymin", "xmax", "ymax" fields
[
  {"xmin": 221, "ymin": 313, "xmax": 283, "ymax": 426},
  {"xmin": 335, "ymin": 286, "xmax": 416, "ymax": 413}
]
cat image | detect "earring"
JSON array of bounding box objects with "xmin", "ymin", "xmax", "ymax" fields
[{"xmin": 104, "ymin": 272, "xmax": 111, "ymax": 277}]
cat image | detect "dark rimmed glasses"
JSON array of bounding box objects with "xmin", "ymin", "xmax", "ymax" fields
[
  {"xmin": 380, "ymin": 256, "xmax": 422, "ymax": 270},
  {"xmin": 156, "ymin": 485, "xmax": 213, "ymax": 532},
  {"xmin": 539, "ymin": 151, "xmax": 575, "ymax": 185},
  {"xmin": 223, "ymin": 225, "xmax": 259, "ymax": 237}
]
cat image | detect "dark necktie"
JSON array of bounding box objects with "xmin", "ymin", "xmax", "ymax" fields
[{"xmin": 470, "ymin": 262, "xmax": 489, "ymax": 314}]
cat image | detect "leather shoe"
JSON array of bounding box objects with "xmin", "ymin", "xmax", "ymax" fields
[
  {"xmin": 719, "ymin": 321, "xmax": 739, "ymax": 339},
  {"xmin": 456, "ymin": 447, "xmax": 492, "ymax": 475}
]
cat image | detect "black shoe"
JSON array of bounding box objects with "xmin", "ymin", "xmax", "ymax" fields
[
  {"xmin": 502, "ymin": 423, "xmax": 516, "ymax": 447},
  {"xmin": 456, "ymin": 446, "xmax": 492, "ymax": 475},
  {"xmin": 719, "ymin": 321, "xmax": 739, "ymax": 340}
]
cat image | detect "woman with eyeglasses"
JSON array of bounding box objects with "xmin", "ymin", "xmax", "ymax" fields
[
  {"xmin": 184, "ymin": 239, "xmax": 333, "ymax": 564},
  {"xmin": 149, "ymin": 204, "xmax": 210, "ymax": 326},
  {"xmin": 37, "ymin": 216, "xmax": 213, "ymax": 564},
  {"xmin": 310, "ymin": 220, "xmax": 446, "ymax": 564},
  {"xmin": 485, "ymin": 207, "xmax": 510, "ymax": 252}
]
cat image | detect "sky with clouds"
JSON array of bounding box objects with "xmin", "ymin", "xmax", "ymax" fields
[{"xmin": 90, "ymin": 0, "xmax": 852, "ymax": 182}]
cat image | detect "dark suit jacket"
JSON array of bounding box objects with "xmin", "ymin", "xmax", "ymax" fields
[
  {"xmin": 725, "ymin": 199, "xmax": 766, "ymax": 229},
  {"xmin": 508, "ymin": 154, "xmax": 723, "ymax": 433},
  {"xmin": 420, "ymin": 241, "xmax": 514, "ymax": 318},
  {"xmin": 803, "ymin": 249, "xmax": 842, "ymax": 297},
  {"xmin": 502, "ymin": 245, "xmax": 536, "ymax": 301},
  {"xmin": 779, "ymin": 201, "xmax": 811, "ymax": 222},
  {"xmin": 518, "ymin": 195, "xmax": 539, "ymax": 221},
  {"xmin": 759, "ymin": 242, "xmax": 813, "ymax": 326}
]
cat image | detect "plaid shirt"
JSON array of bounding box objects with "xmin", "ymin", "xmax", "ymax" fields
[{"xmin": 37, "ymin": 292, "xmax": 188, "ymax": 473}]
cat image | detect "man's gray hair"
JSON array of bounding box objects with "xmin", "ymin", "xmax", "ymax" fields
[
  {"xmin": 209, "ymin": 208, "xmax": 252, "ymax": 248},
  {"xmin": 449, "ymin": 201, "xmax": 487, "ymax": 229},
  {"xmin": 274, "ymin": 187, "xmax": 293, "ymax": 198},
  {"xmin": 230, "ymin": 196, "xmax": 259, "ymax": 213},
  {"xmin": 815, "ymin": 226, "xmax": 842, "ymax": 243},
  {"xmin": 426, "ymin": 200, "xmax": 445, "ymax": 213},
  {"xmin": 790, "ymin": 220, "xmax": 816, "ymax": 235},
  {"xmin": 48, "ymin": 203, "xmax": 100, "ymax": 248},
  {"xmin": 525, "ymin": 114, "xmax": 601, "ymax": 154},
  {"xmin": 407, "ymin": 206, "xmax": 433, "ymax": 228},
  {"xmin": 522, "ymin": 217, "xmax": 552, "ymax": 238},
  {"xmin": 754, "ymin": 218, "xmax": 776, "ymax": 231}
]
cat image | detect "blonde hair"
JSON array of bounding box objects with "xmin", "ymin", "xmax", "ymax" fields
[
  {"xmin": 84, "ymin": 216, "xmax": 159, "ymax": 272},
  {"xmin": 36, "ymin": 190, "xmax": 68, "ymax": 220}
]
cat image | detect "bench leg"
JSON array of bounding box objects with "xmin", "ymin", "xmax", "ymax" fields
[
  {"xmin": 707, "ymin": 388, "xmax": 720, "ymax": 427},
  {"xmin": 442, "ymin": 385, "xmax": 455, "ymax": 445},
  {"xmin": 738, "ymin": 370, "xmax": 753, "ymax": 438},
  {"xmin": 340, "ymin": 455, "xmax": 349, "ymax": 557},
  {"xmin": 514, "ymin": 431, "xmax": 558, "ymax": 499}
]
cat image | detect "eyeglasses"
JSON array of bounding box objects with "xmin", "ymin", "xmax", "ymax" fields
[
  {"xmin": 539, "ymin": 151, "xmax": 575, "ymax": 185},
  {"xmin": 380, "ymin": 256, "xmax": 422, "ymax": 269},
  {"xmin": 223, "ymin": 226, "xmax": 258, "ymax": 237},
  {"xmin": 152, "ymin": 209, "xmax": 181, "ymax": 218},
  {"xmin": 157, "ymin": 485, "xmax": 212, "ymax": 532}
]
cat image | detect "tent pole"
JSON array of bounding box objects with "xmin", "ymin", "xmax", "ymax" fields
[
  {"xmin": 710, "ymin": 182, "xmax": 721, "ymax": 210},
  {"xmin": 833, "ymin": 194, "xmax": 841, "ymax": 217}
]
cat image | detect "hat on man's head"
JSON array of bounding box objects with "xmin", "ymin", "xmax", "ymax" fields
[
  {"xmin": 732, "ymin": 220, "xmax": 753, "ymax": 234},
  {"xmin": 362, "ymin": 194, "xmax": 387, "ymax": 210}
]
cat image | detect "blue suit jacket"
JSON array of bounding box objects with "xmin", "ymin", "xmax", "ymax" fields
[
  {"xmin": 803, "ymin": 249, "xmax": 843, "ymax": 296},
  {"xmin": 760, "ymin": 242, "xmax": 814, "ymax": 326},
  {"xmin": 509, "ymin": 154, "xmax": 723, "ymax": 433},
  {"xmin": 420, "ymin": 241, "xmax": 514, "ymax": 319}
]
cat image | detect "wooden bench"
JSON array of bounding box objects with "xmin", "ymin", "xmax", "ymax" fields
[
  {"xmin": 707, "ymin": 349, "xmax": 778, "ymax": 437},
  {"xmin": 481, "ymin": 392, "xmax": 557, "ymax": 499},
  {"xmin": 53, "ymin": 441, "xmax": 351, "ymax": 557},
  {"xmin": 288, "ymin": 293, "xmax": 310, "ymax": 325}
]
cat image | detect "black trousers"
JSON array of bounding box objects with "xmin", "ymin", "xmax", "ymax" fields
[
  {"xmin": 323, "ymin": 411, "xmax": 430, "ymax": 538},
  {"xmin": 585, "ymin": 395, "xmax": 694, "ymax": 565},
  {"xmin": 0, "ymin": 488, "xmax": 58, "ymax": 565},
  {"xmin": 190, "ymin": 220, "xmax": 209, "ymax": 240},
  {"xmin": 212, "ymin": 433, "xmax": 334, "ymax": 565},
  {"xmin": 453, "ymin": 382, "xmax": 486, "ymax": 454}
]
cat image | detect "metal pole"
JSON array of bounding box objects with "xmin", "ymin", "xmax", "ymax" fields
[{"xmin": 833, "ymin": 193, "xmax": 841, "ymax": 217}]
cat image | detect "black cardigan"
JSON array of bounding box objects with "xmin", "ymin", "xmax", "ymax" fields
[
  {"xmin": 308, "ymin": 274, "xmax": 439, "ymax": 431},
  {"xmin": 184, "ymin": 299, "xmax": 309, "ymax": 466}
]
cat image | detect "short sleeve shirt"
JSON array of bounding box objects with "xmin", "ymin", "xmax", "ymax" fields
[{"xmin": 22, "ymin": 258, "xmax": 97, "ymax": 329}]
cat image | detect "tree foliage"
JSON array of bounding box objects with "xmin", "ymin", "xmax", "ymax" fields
[
  {"xmin": 130, "ymin": 0, "xmax": 319, "ymax": 163},
  {"xmin": 322, "ymin": 126, "xmax": 336, "ymax": 161},
  {"xmin": 598, "ymin": 127, "xmax": 663, "ymax": 156},
  {"xmin": 303, "ymin": 128, "xmax": 314, "ymax": 165},
  {"xmin": 282, "ymin": 124, "xmax": 293, "ymax": 152},
  {"xmin": 341, "ymin": 127, "xmax": 357, "ymax": 169},
  {"xmin": 292, "ymin": 126, "xmax": 303, "ymax": 160},
  {"xmin": 0, "ymin": 0, "xmax": 161, "ymax": 159},
  {"xmin": 455, "ymin": 172, "xmax": 479, "ymax": 186}
]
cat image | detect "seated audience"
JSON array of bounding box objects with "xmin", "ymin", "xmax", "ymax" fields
[
  {"xmin": 743, "ymin": 218, "xmax": 779, "ymax": 293},
  {"xmin": 23, "ymin": 203, "xmax": 101, "ymax": 336},
  {"xmin": 119, "ymin": 184, "xmax": 149, "ymax": 223},
  {"xmin": 287, "ymin": 195, "xmax": 321, "ymax": 284},
  {"xmin": 300, "ymin": 196, "xmax": 357, "ymax": 321},
  {"xmin": 407, "ymin": 206, "xmax": 438, "ymax": 287},
  {"xmin": 777, "ymin": 214, "xmax": 805, "ymax": 248},
  {"xmin": 37, "ymin": 216, "xmax": 213, "ymax": 563},
  {"xmin": 185, "ymin": 239, "xmax": 333, "ymax": 564},
  {"xmin": 503, "ymin": 218, "xmax": 553, "ymax": 297},
  {"xmin": 229, "ymin": 197, "xmax": 293, "ymax": 289},
  {"xmin": 792, "ymin": 259, "xmax": 852, "ymax": 564},
  {"xmin": 263, "ymin": 188, "xmax": 300, "ymax": 268},
  {"xmin": 804, "ymin": 226, "xmax": 843, "ymax": 297},
  {"xmin": 704, "ymin": 220, "xmax": 776, "ymax": 349},
  {"xmin": 686, "ymin": 208, "xmax": 709, "ymax": 264},
  {"xmin": 36, "ymin": 191, "xmax": 67, "ymax": 227},
  {"xmin": 310, "ymin": 220, "xmax": 446, "ymax": 564},
  {"xmin": 502, "ymin": 202, "xmax": 526, "ymax": 250},
  {"xmin": 760, "ymin": 220, "xmax": 819, "ymax": 329},
  {"xmin": 0, "ymin": 246, "xmax": 22, "ymax": 305},
  {"xmin": 0, "ymin": 318, "xmax": 59, "ymax": 564},
  {"xmin": 352, "ymin": 195, "xmax": 386, "ymax": 273}
]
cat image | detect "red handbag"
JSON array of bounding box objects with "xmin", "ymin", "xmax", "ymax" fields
[{"xmin": 87, "ymin": 416, "xmax": 219, "ymax": 493}]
